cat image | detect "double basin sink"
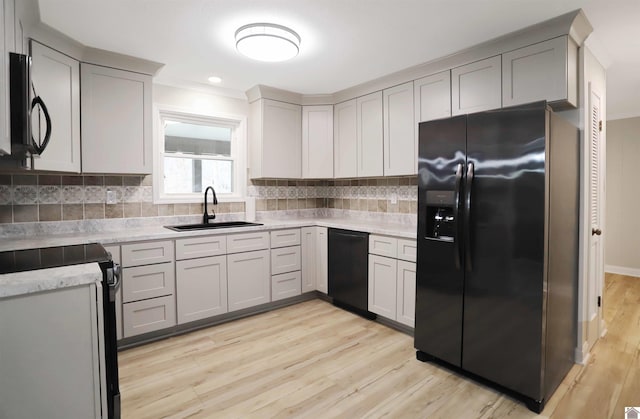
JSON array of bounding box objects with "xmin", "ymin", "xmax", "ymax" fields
[{"xmin": 165, "ymin": 221, "xmax": 263, "ymax": 232}]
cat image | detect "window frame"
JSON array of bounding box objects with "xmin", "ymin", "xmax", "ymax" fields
[{"xmin": 153, "ymin": 105, "xmax": 247, "ymax": 203}]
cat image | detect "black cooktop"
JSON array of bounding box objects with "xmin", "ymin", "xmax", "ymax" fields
[{"xmin": 0, "ymin": 243, "xmax": 111, "ymax": 274}]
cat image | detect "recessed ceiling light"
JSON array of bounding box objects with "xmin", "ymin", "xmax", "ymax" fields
[
  {"xmin": 208, "ymin": 76, "xmax": 222, "ymax": 84},
  {"xmin": 235, "ymin": 23, "xmax": 300, "ymax": 62}
]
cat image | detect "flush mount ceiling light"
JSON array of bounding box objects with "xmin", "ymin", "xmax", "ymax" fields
[{"xmin": 235, "ymin": 23, "xmax": 300, "ymax": 62}]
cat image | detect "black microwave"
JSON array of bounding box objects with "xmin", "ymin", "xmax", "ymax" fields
[{"xmin": 7, "ymin": 52, "xmax": 51, "ymax": 164}]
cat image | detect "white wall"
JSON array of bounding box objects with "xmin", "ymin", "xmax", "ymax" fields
[
  {"xmin": 605, "ymin": 117, "xmax": 640, "ymax": 277},
  {"xmin": 153, "ymin": 84, "xmax": 248, "ymax": 117}
]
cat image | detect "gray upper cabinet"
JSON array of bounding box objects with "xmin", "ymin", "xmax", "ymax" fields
[
  {"xmin": 333, "ymin": 99, "xmax": 357, "ymax": 178},
  {"xmin": 31, "ymin": 41, "xmax": 81, "ymax": 172},
  {"xmin": 302, "ymin": 105, "xmax": 333, "ymax": 179},
  {"xmin": 451, "ymin": 55, "xmax": 502, "ymax": 116},
  {"xmin": 383, "ymin": 81, "xmax": 415, "ymax": 176},
  {"xmin": 502, "ymin": 36, "xmax": 577, "ymax": 108},
  {"xmin": 249, "ymin": 98, "xmax": 302, "ymax": 179},
  {"xmin": 0, "ymin": 0, "xmax": 16, "ymax": 155},
  {"xmin": 357, "ymin": 91, "xmax": 383, "ymax": 177},
  {"xmin": 414, "ymin": 70, "xmax": 451, "ymax": 123},
  {"xmin": 81, "ymin": 63, "xmax": 152, "ymax": 174}
]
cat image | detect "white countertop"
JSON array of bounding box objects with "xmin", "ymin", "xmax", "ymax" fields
[
  {"xmin": 0, "ymin": 215, "xmax": 416, "ymax": 299},
  {"xmin": 0, "ymin": 263, "xmax": 103, "ymax": 299},
  {"xmin": 0, "ymin": 216, "xmax": 417, "ymax": 252}
]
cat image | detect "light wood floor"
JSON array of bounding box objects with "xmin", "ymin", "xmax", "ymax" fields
[{"xmin": 119, "ymin": 274, "xmax": 640, "ymax": 418}]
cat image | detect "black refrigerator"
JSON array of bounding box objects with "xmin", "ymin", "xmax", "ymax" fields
[{"xmin": 415, "ymin": 101, "xmax": 578, "ymax": 413}]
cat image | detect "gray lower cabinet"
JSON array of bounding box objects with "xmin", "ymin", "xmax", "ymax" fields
[
  {"xmin": 396, "ymin": 260, "xmax": 416, "ymax": 328},
  {"xmin": 176, "ymin": 255, "xmax": 228, "ymax": 324},
  {"xmin": 272, "ymin": 271, "xmax": 302, "ymax": 302},
  {"xmin": 123, "ymin": 295, "xmax": 176, "ymax": 338},
  {"xmin": 227, "ymin": 249, "xmax": 271, "ymax": 312},
  {"xmin": 368, "ymin": 235, "xmax": 417, "ymax": 327},
  {"xmin": 120, "ymin": 240, "xmax": 176, "ymax": 338},
  {"xmin": 0, "ymin": 284, "xmax": 105, "ymax": 418}
]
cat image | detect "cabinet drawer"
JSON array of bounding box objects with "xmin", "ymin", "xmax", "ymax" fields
[
  {"xmin": 122, "ymin": 262, "xmax": 175, "ymax": 303},
  {"xmin": 397, "ymin": 239, "xmax": 417, "ymax": 262},
  {"xmin": 227, "ymin": 232, "xmax": 269, "ymax": 254},
  {"xmin": 121, "ymin": 240, "xmax": 174, "ymax": 267},
  {"xmin": 369, "ymin": 235, "xmax": 398, "ymax": 258},
  {"xmin": 176, "ymin": 235, "xmax": 227, "ymax": 260},
  {"xmin": 270, "ymin": 229, "xmax": 301, "ymax": 248},
  {"xmin": 271, "ymin": 246, "xmax": 301, "ymax": 275},
  {"xmin": 272, "ymin": 271, "xmax": 301, "ymax": 302},
  {"xmin": 123, "ymin": 295, "xmax": 176, "ymax": 338}
]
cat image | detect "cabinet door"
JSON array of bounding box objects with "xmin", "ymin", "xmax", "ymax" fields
[
  {"xmin": 301, "ymin": 227, "xmax": 317, "ymax": 293},
  {"xmin": 357, "ymin": 91, "xmax": 383, "ymax": 177},
  {"xmin": 176, "ymin": 255, "xmax": 227, "ymax": 324},
  {"xmin": 81, "ymin": 63, "xmax": 152, "ymax": 174},
  {"xmin": 0, "ymin": 0, "xmax": 16, "ymax": 155},
  {"xmin": 396, "ymin": 260, "xmax": 416, "ymax": 327},
  {"xmin": 383, "ymin": 82, "xmax": 415, "ymax": 176},
  {"xmin": 333, "ymin": 99, "xmax": 357, "ymax": 178},
  {"xmin": 302, "ymin": 105, "xmax": 333, "ymax": 178},
  {"xmin": 414, "ymin": 71, "xmax": 452, "ymax": 123},
  {"xmin": 451, "ymin": 55, "xmax": 502, "ymax": 116},
  {"xmin": 260, "ymin": 99, "xmax": 301, "ymax": 178},
  {"xmin": 30, "ymin": 41, "xmax": 81, "ymax": 172},
  {"xmin": 227, "ymin": 249, "xmax": 270, "ymax": 311},
  {"xmin": 502, "ymin": 36, "xmax": 576, "ymax": 107},
  {"xmin": 316, "ymin": 227, "xmax": 328, "ymax": 293},
  {"xmin": 368, "ymin": 254, "xmax": 397, "ymax": 319}
]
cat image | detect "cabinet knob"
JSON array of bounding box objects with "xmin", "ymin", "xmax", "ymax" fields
[{"xmin": 592, "ymin": 228, "xmax": 602, "ymax": 236}]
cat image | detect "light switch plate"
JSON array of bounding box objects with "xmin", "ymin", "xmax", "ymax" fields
[{"xmin": 106, "ymin": 189, "xmax": 117, "ymax": 204}]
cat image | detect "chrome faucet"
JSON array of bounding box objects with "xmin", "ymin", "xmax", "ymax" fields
[{"xmin": 203, "ymin": 186, "xmax": 218, "ymax": 224}]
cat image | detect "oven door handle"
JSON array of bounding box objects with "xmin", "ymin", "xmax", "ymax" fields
[{"xmin": 107, "ymin": 263, "xmax": 121, "ymax": 303}]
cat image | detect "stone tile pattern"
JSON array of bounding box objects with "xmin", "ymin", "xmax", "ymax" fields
[
  {"xmin": 249, "ymin": 177, "xmax": 418, "ymax": 215},
  {"xmin": 0, "ymin": 174, "xmax": 246, "ymax": 224},
  {"xmin": 0, "ymin": 173, "xmax": 417, "ymax": 224}
]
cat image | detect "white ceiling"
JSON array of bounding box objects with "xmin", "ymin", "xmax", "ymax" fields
[{"xmin": 38, "ymin": 0, "xmax": 640, "ymax": 120}]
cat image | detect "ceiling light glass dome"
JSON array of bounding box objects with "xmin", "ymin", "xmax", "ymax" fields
[{"xmin": 235, "ymin": 23, "xmax": 300, "ymax": 62}]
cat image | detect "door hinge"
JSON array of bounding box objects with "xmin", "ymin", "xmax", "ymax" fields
[
  {"xmin": 597, "ymin": 296, "xmax": 601, "ymax": 307},
  {"xmin": 599, "ymin": 120, "xmax": 603, "ymax": 132}
]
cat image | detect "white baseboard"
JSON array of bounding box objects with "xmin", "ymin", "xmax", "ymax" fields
[
  {"xmin": 574, "ymin": 340, "xmax": 591, "ymax": 365},
  {"xmin": 605, "ymin": 265, "xmax": 640, "ymax": 278}
]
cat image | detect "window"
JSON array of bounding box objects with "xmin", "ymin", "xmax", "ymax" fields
[{"xmin": 154, "ymin": 108, "xmax": 246, "ymax": 203}]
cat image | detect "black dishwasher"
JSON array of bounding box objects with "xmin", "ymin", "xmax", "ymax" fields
[{"xmin": 328, "ymin": 228, "xmax": 375, "ymax": 319}]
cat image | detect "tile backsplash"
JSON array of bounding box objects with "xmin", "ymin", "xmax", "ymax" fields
[
  {"xmin": 0, "ymin": 174, "xmax": 246, "ymax": 224},
  {"xmin": 0, "ymin": 173, "xmax": 418, "ymax": 225}
]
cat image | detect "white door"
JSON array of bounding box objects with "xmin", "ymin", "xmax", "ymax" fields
[{"xmin": 587, "ymin": 83, "xmax": 605, "ymax": 351}]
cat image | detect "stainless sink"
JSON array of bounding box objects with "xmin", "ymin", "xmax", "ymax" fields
[{"xmin": 165, "ymin": 221, "xmax": 263, "ymax": 231}]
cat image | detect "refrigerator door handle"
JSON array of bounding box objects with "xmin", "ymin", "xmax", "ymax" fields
[
  {"xmin": 465, "ymin": 162, "xmax": 474, "ymax": 272},
  {"xmin": 454, "ymin": 163, "xmax": 463, "ymax": 270}
]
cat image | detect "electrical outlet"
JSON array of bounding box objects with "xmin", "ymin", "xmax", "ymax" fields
[
  {"xmin": 106, "ymin": 189, "xmax": 117, "ymax": 204},
  {"xmin": 390, "ymin": 193, "xmax": 398, "ymax": 204}
]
